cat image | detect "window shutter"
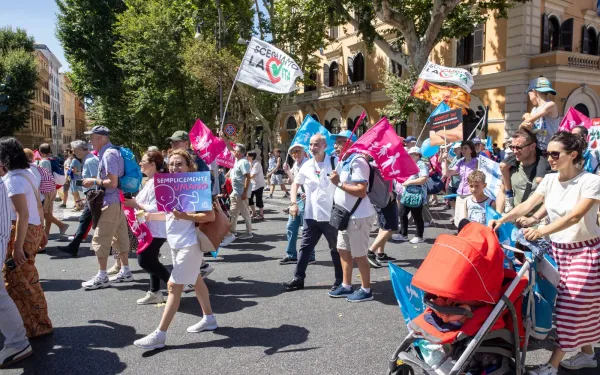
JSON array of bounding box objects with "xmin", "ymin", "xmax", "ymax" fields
[
  {"xmin": 354, "ymin": 53, "xmax": 364, "ymax": 81},
  {"xmin": 541, "ymin": 14, "xmax": 550, "ymax": 53},
  {"xmin": 473, "ymin": 24, "xmax": 484, "ymax": 63},
  {"xmin": 323, "ymin": 64, "xmax": 330, "ymax": 87},
  {"xmin": 347, "ymin": 56, "xmax": 354, "ymax": 84},
  {"xmin": 582, "ymin": 25, "xmax": 590, "ymax": 54},
  {"xmin": 457, "ymin": 38, "xmax": 466, "ymax": 66},
  {"xmin": 560, "ymin": 18, "xmax": 573, "ymax": 51}
]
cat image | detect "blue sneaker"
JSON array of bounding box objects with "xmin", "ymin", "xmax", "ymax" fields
[
  {"xmin": 328, "ymin": 285, "xmax": 353, "ymax": 298},
  {"xmin": 346, "ymin": 288, "xmax": 374, "ymax": 302}
]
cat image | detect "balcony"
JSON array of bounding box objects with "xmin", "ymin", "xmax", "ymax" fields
[
  {"xmin": 287, "ymin": 81, "xmax": 373, "ymax": 105},
  {"xmin": 530, "ymin": 51, "xmax": 600, "ymax": 70}
]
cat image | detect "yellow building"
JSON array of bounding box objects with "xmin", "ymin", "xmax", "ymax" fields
[
  {"xmin": 14, "ymin": 50, "xmax": 51, "ymax": 149},
  {"xmin": 60, "ymin": 73, "xmax": 77, "ymax": 147},
  {"xmin": 280, "ymin": 0, "xmax": 600, "ymax": 146},
  {"xmin": 74, "ymin": 97, "xmax": 87, "ymax": 140}
]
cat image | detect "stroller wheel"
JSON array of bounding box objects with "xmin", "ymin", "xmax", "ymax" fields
[{"xmin": 391, "ymin": 364, "xmax": 414, "ymax": 375}]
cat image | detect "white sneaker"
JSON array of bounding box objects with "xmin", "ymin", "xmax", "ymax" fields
[
  {"xmin": 200, "ymin": 263, "xmax": 214, "ymax": 279},
  {"xmin": 82, "ymin": 275, "xmax": 110, "ymax": 290},
  {"xmin": 504, "ymin": 197, "xmax": 514, "ymax": 213},
  {"xmin": 560, "ymin": 352, "xmax": 597, "ymax": 370},
  {"xmin": 133, "ymin": 330, "xmax": 166, "ymax": 349},
  {"xmin": 137, "ymin": 291, "xmax": 164, "ymax": 305},
  {"xmin": 67, "ymin": 236, "xmax": 75, "ymax": 241},
  {"xmin": 219, "ymin": 234, "xmax": 236, "ymax": 247},
  {"xmin": 109, "ymin": 271, "xmax": 134, "ymax": 283},
  {"xmin": 183, "ymin": 284, "xmax": 195, "ymax": 292},
  {"xmin": 237, "ymin": 233, "xmax": 253, "ymax": 240},
  {"xmin": 409, "ymin": 237, "xmax": 424, "ymax": 244},
  {"xmin": 186, "ymin": 316, "xmax": 218, "ymax": 333},
  {"xmin": 391, "ymin": 234, "xmax": 409, "ymax": 241},
  {"xmin": 0, "ymin": 344, "xmax": 32, "ymax": 368},
  {"xmin": 526, "ymin": 363, "xmax": 558, "ymax": 375},
  {"xmin": 107, "ymin": 263, "xmax": 120, "ymax": 276}
]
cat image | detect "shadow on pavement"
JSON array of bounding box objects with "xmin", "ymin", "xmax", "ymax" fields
[
  {"xmin": 218, "ymin": 253, "xmax": 280, "ymax": 263},
  {"xmin": 40, "ymin": 278, "xmax": 83, "ymax": 292}
]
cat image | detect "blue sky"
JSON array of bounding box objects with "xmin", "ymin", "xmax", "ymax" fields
[{"xmin": 0, "ymin": 0, "xmax": 69, "ymax": 71}]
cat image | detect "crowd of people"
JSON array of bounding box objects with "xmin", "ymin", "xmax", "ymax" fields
[{"xmin": 0, "ymin": 80, "xmax": 598, "ymax": 374}]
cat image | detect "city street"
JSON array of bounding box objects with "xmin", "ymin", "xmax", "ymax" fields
[{"xmin": 1, "ymin": 198, "xmax": 597, "ymax": 375}]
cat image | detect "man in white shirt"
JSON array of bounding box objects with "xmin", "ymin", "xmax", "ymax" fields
[
  {"xmin": 282, "ymin": 134, "xmax": 343, "ymax": 291},
  {"xmin": 328, "ymin": 134, "xmax": 376, "ymax": 302}
]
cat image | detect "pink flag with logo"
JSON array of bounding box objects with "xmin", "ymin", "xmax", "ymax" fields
[
  {"xmin": 119, "ymin": 192, "xmax": 153, "ymax": 254},
  {"xmin": 346, "ymin": 117, "xmax": 419, "ymax": 181},
  {"xmin": 559, "ymin": 107, "xmax": 592, "ymax": 132},
  {"xmin": 189, "ymin": 119, "xmax": 226, "ymax": 164},
  {"xmin": 216, "ymin": 139, "xmax": 235, "ymax": 168}
]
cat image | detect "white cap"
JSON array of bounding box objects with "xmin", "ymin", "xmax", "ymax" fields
[{"xmin": 408, "ymin": 146, "xmax": 421, "ymax": 154}]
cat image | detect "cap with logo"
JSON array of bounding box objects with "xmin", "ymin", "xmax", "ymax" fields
[
  {"xmin": 405, "ymin": 136, "xmax": 417, "ymax": 143},
  {"xmin": 526, "ymin": 77, "xmax": 556, "ymax": 95},
  {"xmin": 471, "ymin": 137, "xmax": 483, "ymax": 145},
  {"xmin": 84, "ymin": 125, "xmax": 110, "ymax": 136},
  {"xmin": 166, "ymin": 130, "xmax": 189, "ymax": 142},
  {"xmin": 331, "ymin": 129, "xmax": 357, "ymax": 142}
]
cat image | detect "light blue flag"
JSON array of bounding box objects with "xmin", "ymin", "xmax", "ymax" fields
[
  {"xmin": 427, "ymin": 102, "xmax": 451, "ymax": 122},
  {"xmin": 291, "ymin": 116, "xmax": 334, "ymax": 155},
  {"xmin": 486, "ymin": 136, "xmax": 493, "ymax": 151},
  {"xmin": 388, "ymin": 263, "xmax": 425, "ymax": 325},
  {"xmin": 485, "ymin": 204, "xmax": 517, "ymax": 247}
]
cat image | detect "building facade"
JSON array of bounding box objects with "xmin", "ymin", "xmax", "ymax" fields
[
  {"xmin": 35, "ymin": 44, "xmax": 63, "ymax": 154},
  {"xmin": 74, "ymin": 98, "xmax": 87, "ymax": 140},
  {"xmin": 279, "ymin": 0, "xmax": 600, "ymax": 146},
  {"xmin": 60, "ymin": 73, "xmax": 77, "ymax": 147}
]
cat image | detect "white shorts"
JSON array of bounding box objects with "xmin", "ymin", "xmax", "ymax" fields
[
  {"xmin": 169, "ymin": 244, "xmax": 202, "ymax": 285},
  {"xmin": 270, "ymin": 174, "xmax": 283, "ymax": 185},
  {"xmin": 337, "ymin": 215, "xmax": 374, "ymax": 257}
]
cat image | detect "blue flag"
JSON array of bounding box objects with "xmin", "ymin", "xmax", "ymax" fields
[
  {"xmin": 388, "ymin": 263, "xmax": 425, "ymax": 325},
  {"xmin": 291, "ymin": 116, "xmax": 335, "ymax": 155},
  {"xmin": 485, "ymin": 204, "xmax": 517, "ymax": 247},
  {"xmin": 486, "ymin": 136, "xmax": 493, "ymax": 151},
  {"xmin": 427, "ymin": 102, "xmax": 451, "ymax": 122}
]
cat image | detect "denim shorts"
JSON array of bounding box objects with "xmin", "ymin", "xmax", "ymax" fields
[{"xmin": 375, "ymin": 196, "xmax": 399, "ymax": 231}]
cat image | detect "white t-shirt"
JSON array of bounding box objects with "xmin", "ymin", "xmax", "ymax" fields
[
  {"xmin": 250, "ymin": 161, "xmax": 265, "ymax": 191},
  {"xmin": 294, "ymin": 155, "xmax": 336, "ymax": 221},
  {"xmin": 28, "ymin": 164, "xmax": 44, "ymax": 202},
  {"xmin": 3, "ymin": 170, "xmax": 42, "ymax": 225},
  {"xmin": 466, "ymin": 196, "xmax": 494, "ymax": 224},
  {"xmin": 535, "ymin": 171, "xmax": 600, "ymax": 243},
  {"xmin": 136, "ymin": 179, "xmax": 166, "ymax": 239},
  {"xmin": 165, "ymin": 212, "xmax": 198, "ymax": 249},
  {"xmin": 333, "ymin": 155, "xmax": 375, "ymax": 219}
]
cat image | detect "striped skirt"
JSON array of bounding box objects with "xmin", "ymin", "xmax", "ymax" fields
[{"xmin": 552, "ymin": 238, "xmax": 600, "ymax": 352}]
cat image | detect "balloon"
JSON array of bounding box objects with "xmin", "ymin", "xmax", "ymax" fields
[{"xmin": 420, "ymin": 138, "xmax": 439, "ymax": 158}]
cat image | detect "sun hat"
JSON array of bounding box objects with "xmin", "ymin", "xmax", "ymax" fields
[
  {"xmin": 331, "ymin": 129, "xmax": 357, "ymax": 142},
  {"xmin": 526, "ymin": 77, "xmax": 556, "ymax": 95},
  {"xmin": 408, "ymin": 146, "xmax": 422, "ymax": 154}
]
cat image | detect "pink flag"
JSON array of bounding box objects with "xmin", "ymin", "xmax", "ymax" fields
[
  {"xmin": 119, "ymin": 192, "xmax": 153, "ymax": 254},
  {"xmin": 559, "ymin": 107, "xmax": 592, "ymax": 132},
  {"xmin": 189, "ymin": 119, "xmax": 226, "ymax": 164},
  {"xmin": 33, "ymin": 150, "xmax": 42, "ymax": 161},
  {"xmin": 216, "ymin": 139, "xmax": 235, "ymax": 168},
  {"xmin": 346, "ymin": 117, "xmax": 419, "ymax": 181}
]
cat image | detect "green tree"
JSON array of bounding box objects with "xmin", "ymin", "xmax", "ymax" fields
[{"xmin": 0, "ymin": 26, "xmax": 37, "ymax": 136}]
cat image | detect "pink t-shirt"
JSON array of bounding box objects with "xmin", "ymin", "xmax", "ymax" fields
[{"xmin": 452, "ymin": 158, "xmax": 478, "ymax": 195}]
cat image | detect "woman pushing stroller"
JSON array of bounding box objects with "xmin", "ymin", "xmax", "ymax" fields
[{"xmin": 490, "ymin": 131, "xmax": 600, "ymax": 374}]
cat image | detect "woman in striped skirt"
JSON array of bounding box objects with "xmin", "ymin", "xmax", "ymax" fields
[{"xmin": 490, "ymin": 131, "xmax": 600, "ymax": 375}]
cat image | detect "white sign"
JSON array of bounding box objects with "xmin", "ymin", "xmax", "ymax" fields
[
  {"xmin": 478, "ymin": 156, "xmax": 501, "ymax": 200},
  {"xmin": 236, "ymin": 37, "xmax": 304, "ymax": 94},
  {"xmin": 419, "ymin": 61, "xmax": 474, "ymax": 93}
]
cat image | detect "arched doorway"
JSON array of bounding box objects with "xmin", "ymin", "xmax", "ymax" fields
[
  {"xmin": 565, "ymin": 87, "xmax": 600, "ymax": 119},
  {"xmin": 575, "ymin": 103, "xmax": 590, "ymax": 117},
  {"xmin": 324, "ymin": 108, "xmax": 342, "ymax": 134}
]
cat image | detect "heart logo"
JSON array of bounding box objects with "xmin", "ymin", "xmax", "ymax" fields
[{"xmin": 266, "ymin": 57, "xmax": 283, "ymax": 84}]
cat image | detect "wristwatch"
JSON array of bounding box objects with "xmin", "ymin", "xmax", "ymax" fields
[{"xmin": 337, "ymin": 181, "xmax": 343, "ymax": 188}]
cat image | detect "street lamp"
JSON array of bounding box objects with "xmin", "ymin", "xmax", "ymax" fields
[{"xmin": 237, "ymin": 37, "xmax": 249, "ymax": 45}]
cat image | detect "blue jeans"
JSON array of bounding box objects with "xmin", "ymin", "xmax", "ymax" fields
[{"xmin": 285, "ymin": 209, "xmax": 315, "ymax": 261}]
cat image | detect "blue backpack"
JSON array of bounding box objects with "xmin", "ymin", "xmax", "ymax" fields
[{"xmin": 110, "ymin": 146, "xmax": 143, "ymax": 193}]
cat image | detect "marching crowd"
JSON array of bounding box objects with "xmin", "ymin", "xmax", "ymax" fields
[{"xmin": 0, "ymin": 78, "xmax": 599, "ymax": 374}]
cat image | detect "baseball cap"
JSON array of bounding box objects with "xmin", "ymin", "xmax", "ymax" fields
[
  {"xmin": 405, "ymin": 136, "xmax": 417, "ymax": 143},
  {"xmin": 84, "ymin": 125, "xmax": 110, "ymax": 136},
  {"xmin": 526, "ymin": 77, "xmax": 556, "ymax": 95},
  {"xmin": 471, "ymin": 137, "xmax": 483, "ymax": 145},
  {"xmin": 166, "ymin": 130, "xmax": 189, "ymax": 142},
  {"xmin": 452, "ymin": 142, "xmax": 462, "ymax": 149},
  {"xmin": 332, "ymin": 130, "xmax": 357, "ymax": 142},
  {"xmin": 408, "ymin": 146, "xmax": 421, "ymax": 154}
]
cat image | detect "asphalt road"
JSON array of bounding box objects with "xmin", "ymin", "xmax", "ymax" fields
[{"xmin": 1, "ymin": 196, "xmax": 598, "ymax": 375}]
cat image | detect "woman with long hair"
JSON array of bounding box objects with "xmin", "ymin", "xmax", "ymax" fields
[
  {"xmin": 442, "ymin": 140, "xmax": 478, "ymax": 227},
  {"xmin": 134, "ymin": 149, "xmax": 216, "ymax": 349}
]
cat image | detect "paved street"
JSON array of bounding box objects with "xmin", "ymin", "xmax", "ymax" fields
[{"xmin": 1, "ymin": 197, "xmax": 598, "ymax": 375}]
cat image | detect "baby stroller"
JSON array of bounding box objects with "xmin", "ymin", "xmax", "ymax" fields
[{"xmin": 386, "ymin": 222, "xmax": 553, "ymax": 375}]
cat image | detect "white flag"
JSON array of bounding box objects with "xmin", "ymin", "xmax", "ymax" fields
[
  {"xmin": 478, "ymin": 156, "xmax": 501, "ymax": 200},
  {"xmin": 419, "ymin": 61, "xmax": 474, "ymax": 93},
  {"xmin": 236, "ymin": 37, "xmax": 304, "ymax": 94}
]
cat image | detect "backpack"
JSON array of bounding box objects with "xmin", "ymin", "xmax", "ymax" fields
[
  {"xmin": 350, "ymin": 155, "xmax": 392, "ymax": 208},
  {"xmin": 48, "ymin": 158, "xmax": 66, "ymax": 186},
  {"xmin": 109, "ymin": 146, "xmax": 143, "ymax": 193},
  {"xmin": 35, "ymin": 164, "xmax": 56, "ymax": 194}
]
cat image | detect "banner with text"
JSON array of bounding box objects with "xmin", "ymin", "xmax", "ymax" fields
[
  {"xmin": 418, "ymin": 61, "xmax": 474, "ymax": 93},
  {"xmin": 154, "ymin": 172, "xmax": 212, "ymax": 212},
  {"xmin": 428, "ymin": 109, "xmax": 464, "ymax": 146}
]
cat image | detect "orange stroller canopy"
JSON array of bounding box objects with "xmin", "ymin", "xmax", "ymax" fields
[{"xmin": 412, "ymin": 222, "xmax": 505, "ymax": 304}]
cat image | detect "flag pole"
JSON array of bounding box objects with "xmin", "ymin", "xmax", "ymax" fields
[
  {"xmin": 220, "ymin": 71, "xmax": 240, "ymax": 131},
  {"xmin": 340, "ymin": 110, "xmax": 366, "ymax": 159}
]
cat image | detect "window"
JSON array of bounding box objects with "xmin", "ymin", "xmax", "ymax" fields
[
  {"xmin": 390, "ymin": 60, "xmax": 403, "ymax": 77},
  {"xmin": 305, "ymin": 71, "xmax": 317, "ymax": 92},
  {"xmin": 559, "ymin": 18, "xmax": 574, "ymax": 51},
  {"xmin": 574, "ymin": 103, "xmax": 590, "ymax": 118},
  {"xmin": 457, "ymin": 24, "xmax": 484, "ymax": 66},
  {"xmin": 582, "ymin": 26, "xmax": 598, "ymax": 55},
  {"xmin": 286, "ymin": 116, "xmax": 297, "ymax": 131},
  {"xmin": 328, "ymin": 62, "xmax": 339, "ymax": 87},
  {"xmin": 325, "ymin": 118, "xmax": 340, "ymax": 134},
  {"xmin": 352, "ymin": 53, "xmax": 365, "ymax": 82},
  {"xmin": 541, "ymin": 14, "xmax": 561, "ymax": 53},
  {"xmin": 329, "ymin": 26, "xmax": 338, "ymax": 40}
]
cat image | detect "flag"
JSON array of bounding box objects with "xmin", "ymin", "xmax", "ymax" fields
[
  {"xmin": 33, "ymin": 150, "xmax": 42, "ymax": 161},
  {"xmin": 559, "ymin": 107, "xmax": 592, "ymax": 132},
  {"xmin": 236, "ymin": 37, "xmax": 304, "ymax": 94},
  {"xmin": 346, "ymin": 117, "xmax": 419, "ymax": 180},
  {"xmin": 478, "ymin": 155, "xmax": 502, "ymax": 200},
  {"xmin": 411, "ymin": 78, "xmax": 471, "ymax": 110},
  {"xmin": 291, "ymin": 115, "xmax": 335, "ymax": 155},
  {"xmin": 216, "ymin": 140, "xmax": 235, "ymax": 168},
  {"xmin": 486, "ymin": 136, "xmax": 493, "ymax": 151},
  {"xmin": 189, "ymin": 119, "xmax": 226, "ymax": 164},
  {"xmin": 427, "ymin": 108, "xmax": 464, "ymax": 146},
  {"xmin": 388, "ymin": 263, "xmax": 425, "ymax": 325},
  {"xmin": 427, "ymin": 102, "xmax": 450, "ymax": 121},
  {"xmin": 418, "ymin": 61, "xmax": 474, "ymax": 93}
]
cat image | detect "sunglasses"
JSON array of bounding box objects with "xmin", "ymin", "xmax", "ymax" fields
[
  {"xmin": 543, "ymin": 151, "xmax": 561, "ymax": 160},
  {"xmin": 509, "ymin": 143, "xmax": 532, "ymax": 152}
]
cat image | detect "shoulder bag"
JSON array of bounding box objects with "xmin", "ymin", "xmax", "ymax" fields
[{"xmin": 197, "ymin": 201, "xmax": 230, "ymax": 252}]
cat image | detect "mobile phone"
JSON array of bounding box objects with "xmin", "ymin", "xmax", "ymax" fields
[
  {"xmin": 4, "ymin": 258, "xmax": 16, "ymax": 271},
  {"xmin": 123, "ymin": 193, "xmax": 133, "ymax": 199},
  {"xmin": 75, "ymin": 180, "xmax": 84, "ymax": 186}
]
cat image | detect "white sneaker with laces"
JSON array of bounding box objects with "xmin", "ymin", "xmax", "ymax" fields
[
  {"xmin": 526, "ymin": 363, "xmax": 558, "ymax": 375},
  {"xmin": 392, "ymin": 234, "xmax": 409, "ymax": 241},
  {"xmin": 81, "ymin": 275, "xmax": 110, "ymax": 290},
  {"xmin": 409, "ymin": 237, "xmax": 424, "ymax": 244},
  {"xmin": 186, "ymin": 316, "xmax": 218, "ymax": 333},
  {"xmin": 137, "ymin": 291, "xmax": 164, "ymax": 305},
  {"xmin": 219, "ymin": 234, "xmax": 236, "ymax": 247},
  {"xmin": 109, "ymin": 271, "xmax": 134, "ymax": 283},
  {"xmin": 0, "ymin": 344, "xmax": 32, "ymax": 368},
  {"xmin": 238, "ymin": 233, "xmax": 253, "ymax": 240},
  {"xmin": 200, "ymin": 264, "xmax": 214, "ymax": 279},
  {"xmin": 134, "ymin": 330, "xmax": 166, "ymax": 349},
  {"xmin": 183, "ymin": 284, "xmax": 195, "ymax": 292},
  {"xmin": 560, "ymin": 352, "xmax": 597, "ymax": 370}
]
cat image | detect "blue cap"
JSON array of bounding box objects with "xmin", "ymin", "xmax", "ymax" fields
[
  {"xmin": 405, "ymin": 136, "xmax": 417, "ymax": 143},
  {"xmin": 332, "ymin": 129, "xmax": 357, "ymax": 142},
  {"xmin": 471, "ymin": 137, "xmax": 483, "ymax": 144},
  {"xmin": 84, "ymin": 125, "xmax": 110, "ymax": 136},
  {"xmin": 526, "ymin": 77, "xmax": 556, "ymax": 95}
]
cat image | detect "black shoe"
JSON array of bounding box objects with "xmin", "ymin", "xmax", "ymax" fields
[
  {"xmin": 376, "ymin": 253, "xmax": 396, "ymax": 263},
  {"xmin": 57, "ymin": 246, "xmax": 78, "ymax": 257},
  {"xmin": 331, "ymin": 280, "xmax": 342, "ymax": 291},
  {"xmin": 367, "ymin": 252, "xmax": 383, "ymax": 268},
  {"xmin": 282, "ymin": 278, "xmax": 304, "ymax": 290},
  {"xmin": 279, "ymin": 256, "xmax": 298, "ymax": 265}
]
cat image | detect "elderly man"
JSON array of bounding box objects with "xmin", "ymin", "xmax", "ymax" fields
[
  {"xmin": 282, "ymin": 133, "xmax": 343, "ymax": 291},
  {"xmin": 81, "ymin": 126, "xmax": 133, "ymax": 290},
  {"xmin": 58, "ymin": 140, "xmax": 99, "ymax": 257}
]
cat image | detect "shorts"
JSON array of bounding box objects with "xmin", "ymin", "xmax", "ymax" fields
[
  {"xmin": 337, "ymin": 215, "xmax": 375, "ymax": 257},
  {"xmin": 70, "ymin": 179, "xmax": 82, "ymax": 194},
  {"xmin": 169, "ymin": 244, "xmax": 202, "ymax": 285},
  {"xmin": 42, "ymin": 191, "xmax": 56, "ymax": 214},
  {"xmin": 91, "ymin": 203, "xmax": 130, "ymax": 258},
  {"xmin": 375, "ymin": 196, "xmax": 398, "ymax": 231},
  {"xmin": 270, "ymin": 173, "xmax": 283, "ymax": 185}
]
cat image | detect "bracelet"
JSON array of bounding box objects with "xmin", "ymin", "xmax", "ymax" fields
[{"xmin": 289, "ymin": 202, "xmax": 298, "ymax": 206}]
